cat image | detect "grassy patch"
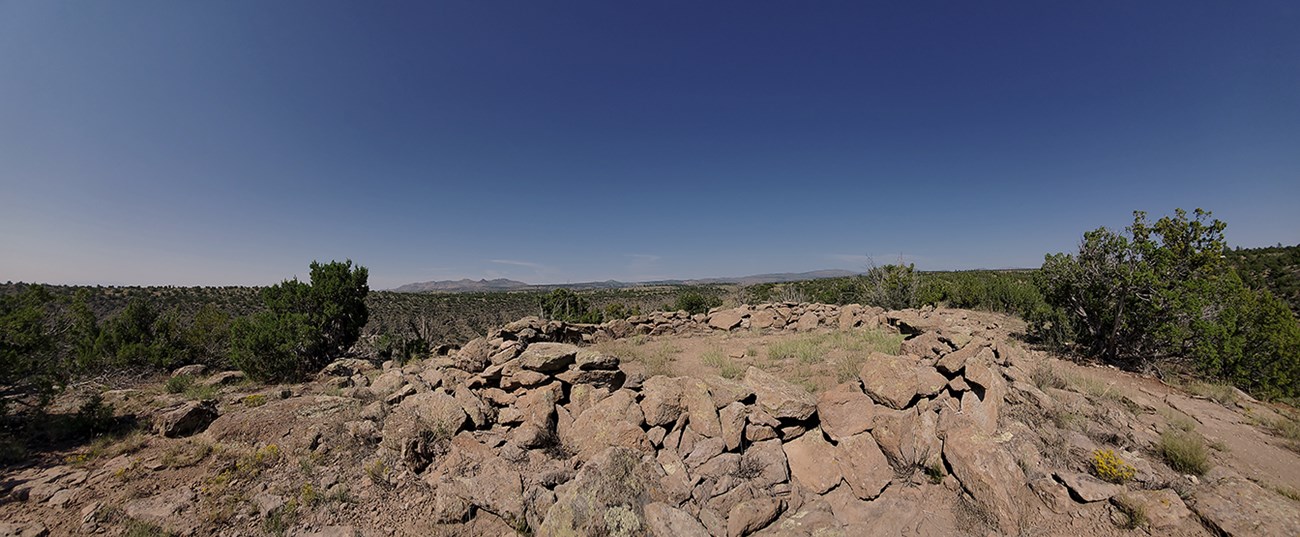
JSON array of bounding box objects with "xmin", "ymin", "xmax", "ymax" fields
[
  {"xmin": 165, "ymin": 374, "xmax": 218, "ymax": 400},
  {"xmin": 241, "ymin": 394, "xmax": 268, "ymax": 408},
  {"xmin": 701, "ymin": 348, "xmax": 743, "ymax": 378},
  {"xmin": 1030, "ymin": 363, "xmax": 1067, "ymax": 391},
  {"xmin": 1184, "ymin": 381, "xmax": 1239, "ymax": 406},
  {"xmin": 1157, "ymin": 430, "xmax": 1211, "ymax": 475},
  {"xmin": 1273, "ymin": 485, "xmax": 1300, "ymax": 502},
  {"xmin": 594, "ymin": 339, "xmax": 680, "ymax": 377},
  {"xmin": 162, "ymin": 440, "xmax": 212, "ymax": 468},
  {"xmin": 1112, "ymin": 494, "xmax": 1148, "ymax": 530},
  {"xmin": 124, "ymin": 519, "xmax": 177, "ymax": 537}
]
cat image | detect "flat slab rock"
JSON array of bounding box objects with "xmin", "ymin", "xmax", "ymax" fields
[
  {"xmin": 1055, "ymin": 471, "xmax": 1124, "ymax": 503},
  {"xmin": 1192, "ymin": 476, "xmax": 1300, "ymax": 536},
  {"xmin": 743, "ymin": 367, "xmax": 816, "ymax": 420}
]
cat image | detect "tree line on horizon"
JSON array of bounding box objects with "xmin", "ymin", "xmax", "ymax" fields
[{"xmin": 3, "ymin": 209, "xmax": 1299, "ymax": 421}]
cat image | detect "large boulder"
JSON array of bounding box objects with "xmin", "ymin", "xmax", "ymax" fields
[
  {"xmin": 816, "ymin": 383, "xmax": 878, "ymax": 442},
  {"xmin": 782, "ymin": 428, "xmax": 841, "ymax": 494},
  {"xmin": 518, "ymin": 343, "xmax": 579, "ymax": 373},
  {"xmin": 381, "ymin": 392, "xmax": 468, "ymax": 470},
  {"xmin": 727, "ymin": 497, "xmax": 784, "ymax": 537},
  {"xmin": 743, "ymin": 367, "xmax": 816, "ymax": 420},
  {"xmin": 641, "ymin": 376, "xmax": 685, "ymax": 426},
  {"xmin": 709, "ymin": 308, "xmax": 748, "ymax": 331},
  {"xmin": 537, "ymin": 447, "xmax": 669, "ymax": 537},
  {"xmin": 564, "ymin": 390, "xmax": 651, "ymax": 459},
  {"xmin": 834, "ymin": 432, "xmax": 893, "ymax": 500},
  {"xmin": 858, "ymin": 353, "xmax": 946, "ymax": 409},
  {"xmin": 942, "ymin": 427, "xmax": 1027, "ymax": 535},
  {"xmin": 644, "ymin": 502, "xmax": 710, "ymax": 537},
  {"xmin": 682, "ymin": 379, "xmax": 723, "ymax": 438},
  {"xmin": 155, "ymin": 400, "xmax": 217, "ymax": 438}
]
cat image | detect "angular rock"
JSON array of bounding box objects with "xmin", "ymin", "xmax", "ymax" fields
[
  {"xmin": 683, "ymin": 379, "xmax": 723, "ymax": 438},
  {"xmin": 575, "ymin": 349, "xmax": 620, "ymax": 370},
  {"xmin": 170, "ymin": 364, "xmax": 207, "ymax": 378},
  {"xmin": 1055, "ymin": 471, "xmax": 1123, "ymax": 503},
  {"xmin": 816, "ymin": 383, "xmax": 878, "ymax": 442},
  {"xmin": 1115, "ymin": 489, "xmax": 1192, "ymax": 529},
  {"xmin": 202, "ymin": 370, "xmax": 244, "ymax": 387},
  {"xmin": 518, "ymin": 342, "xmax": 579, "ymax": 373},
  {"xmin": 380, "ymin": 391, "xmax": 468, "ymax": 454},
  {"xmin": 538, "ymin": 447, "xmax": 668, "ymax": 536},
  {"xmin": 702, "ymin": 376, "xmax": 754, "ymax": 408},
  {"xmin": 858, "ymin": 352, "xmax": 945, "ymax": 409},
  {"xmin": 719, "ymin": 402, "xmax": 747, "ymax": 451},
  {"xmin": 645, "ymin": 502, "xmax": 710, "ymax": 537},
  {"xmin": 641, "ymin": 376, "xmax": 685, "ymax": 426},
  {"xmin": 452, "ymin": 337, "xmax": 492, "ymax": 373},
  {"xmin": 783, "ymin": 428, "xmax": 841, "ymax": 494},
  {"xmin": 744, "ymin": 439, "xmax": 790, "ymax": 489},
  {"xmin": 727, "ymin": 497, "xmax": 783, "ymax": 537},
  {"xmin": 795, "ymin": 311, "xmax": 820, "ymax": 332},
  {"xmin": 1190, "ymin": 475, "xmax": 1300, "ymax": 536},
  {"xmin": 934, "ymin": 339, "xmax": 987, "ymax": 375},
  {"xmin": 155, "ymin": 400, "xmax": 217, "ymax": 438},
  {"xmin": 900, "ymin": 331, "xmax": 948, "ymax": 360},
  {"xmin": 835, "ymin": 432, "xmax": 892, "ymax": 500},
  {"xmin": 744, "ymin": 367, "xmax": 816, "ymax": 420},
  {"xmin": 565, "ymin": 390, "xmax": 651, "ymax": 459},
  {"xmin": 709, "ymin": 308, "xmax": 747, "ymax": 330},
  {"xmin": 749, "ymin": 310, "xmax": 778, "ymax": 330},
  {"xmin": 943, "ymin": 427, "xmax": 1026, "ymax": 534}
]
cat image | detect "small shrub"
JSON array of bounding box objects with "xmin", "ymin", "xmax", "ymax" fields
[
  {"xmin": 366, "ymin": 458, "xmax": 389, "ymax": 484},
  {"xmin": 925, "ymin": 460, "xmax": 946, "ymax": 484},
  {"xmin": 165, "ymin": 374, "xmax": 195, "ymax": 394},
  {"xmin": 1090, "ymin": 449, "xmax": 1136, "ymax": 484},
  {"xmin": 242, "ymin": 394, "xmax": 268, "ymax": 408},
  {"xmin": 1274, "ymin": 485, "xmax": 1300, "ymax": 502},
  {"xmin": 1112, "ymin": 494, "xmax": 1148, "ymax": 529},
  {"xmin": 1157, "ymin": 430, "xmax": 1211, "ymax": 475},
  {"xmin": 1030, "ymin": 363, "xmax": 1068, "ymax": 391}
]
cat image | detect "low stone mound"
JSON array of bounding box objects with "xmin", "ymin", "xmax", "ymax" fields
[{"xmin": 5, "ymin": 304, "xmax": 1298, "ymax": 536}]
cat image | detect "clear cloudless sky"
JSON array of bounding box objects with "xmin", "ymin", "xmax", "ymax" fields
[{"xmin": 2, "ymin": 1, "xmax": 1298, "ymax": 289}]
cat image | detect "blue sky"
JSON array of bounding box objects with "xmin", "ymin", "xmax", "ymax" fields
[{"xmin": 2, "ymin": 1, "xmax": 1298, "ymax": 289}]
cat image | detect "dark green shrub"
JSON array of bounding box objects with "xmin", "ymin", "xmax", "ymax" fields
[
  {"xmin": 674, "ymin": 291, "xmax": 720, "ymax": 315},
  {"xmin": 229, "ymin": 260, "xmax": 369, "ymax": 382},
  {"xmin": 0, "ymin": 285, "xmax": 62, "ymax": 414},
  {"xmin": 860, "ymin": 264, "xmax": 919, "ymax": 310}
]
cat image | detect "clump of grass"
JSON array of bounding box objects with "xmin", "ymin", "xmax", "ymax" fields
[
  {"xmin": 1030, "ymin": 363, "xmax": 1068, "ymax": 391},
  {"xmin": 162, "ymin": 440, "xmax": 212, "ymax": 468},
  {"xmin": 366, "ymin": 458, "xmax": 389, "ymax": 484},
  {"xmin": 925, "ymin": 460, "xmax": 946, "ymax": 484},
  {"xmin": 768, "ymin": 337, "xmax": 822, "ymax": 364},
  {"xmin": 701, "ymin": 348, "xmax": 744, "ymax": 379},
  {"xmin": 1157, "ymin": 430, "xmax": 1211, "ymax": 475},
  {"xmin": 1112, "ymin": 494, "xmax": 1148, "ymax": 530},
  {"xmin": 1090, "ymin": 449, "xmax": 1136, "ymax": 484},
  {"xmin": 1184, "ymin": 381, "xmax": 1238, "ymax": 406},
  {"xmin": 124, "ymin": 519, "xmax": 177, "ymax": 537},
  {"xmin": 594, "ymin": 339, "xmax": 679, "ymax": 377},
  {"xmin": 165, "ymin": 374, "xmax": 195, "ymax": 394},
  {"xmin": 1067, "ymin": 373, "xmax": 1122, "ymax": 401},
  {"xmin": 1272, "ymin": 485, "xmax": 1300, "ymax": 502}
]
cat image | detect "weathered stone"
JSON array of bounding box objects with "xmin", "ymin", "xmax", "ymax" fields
[
  {"xmin": 816, "ymin": 383, "xmax": 877, "ymax": 442},
  {"xmin": 538, "ymin": 447, "xmax": 668, "ymax": 537},
  {"xmin": 934, "ymin": 339, "xmax": 987, "ymax": 375},
  {"xmin": 202, "ymin": 370, "xmax": 244, "ymax": 387},
  {"xmin": 518, "ymin": 342, "xmax": 579, "ymax": 373},
  {"xmin": 835, "ymin": 432, "xmax": 892, "ymax": 500},
  {"xmin": 453, "ymin": 337, "xmax": 492, "ymax": 373},
  {"xmin": 641, "ymin": 376, "xmax": 685, "ymax": 426},
  {"xmin": 685, "ymin": 437, "xmax": 727, "ymax": 469},
  {"xmin": 1190, "ymin": 475, "xmax": 1300, "ymax": 536},
  {"xmin": 645, "ymin": 502, "xmax": 710, "ymax": 537},
  {"xmin": 565, "ymin": 390, "xmax": 651, "ymax": 459},
  {"xmin": 702, "ymin": 376, "xmax": 754, "ymax": 408},
  {"xmin": 795, "ymin": 311, "xmax": 820, "ymax": 332},
  {"xmin": 170, "ymin": 364, "xmax": 207, "ymax": 378},
  {"xmin": 744, "ymin": 367, "xmax": 816, "ymax": 420},
  {"xmin": 1055, "ymin": 471, "xmax": 1123, "ymax": 503},
  {"xmin": 683, "ymin": 379, "xmax": 723, "ymax": 438},
  {"xmin": 155, "ymin": 400, "xmax": 217, "ymax": 438},
  {"xmin": 719, "ymin": 402, "xmax": 747, "ymax": 451},
  {"xmin": 709, "ymin": 308, "xmax": 747, "ymax": 330},
  {"xmin": 745, "ymin": 439, "xmax": 790, "ymax": 489},
  {"xmin": 368, "ymin": 370, "xmax": 406, "ymax": 398},
  {"xmin": 0, "ymin": 523, "xmax": 49, "ymax": 537},
  {"xmin": 575, "ymin": 349, "xmax": 620, "ymax": 370},
  {"xmin": 900, "ymin": 331, "xmax": 948, "ymax": 360},
  {"xmin": 783, "ymin": 428, "xmax": 841, "ymax": 494},
  {"xmin": 744, "ymin": 424, "xmax": 777, "ymax": 443},
  {"xmin": 727, "ymin": 497, "xmax": 783, "ymax": 537},
  {"xmin": 858, "ymin": 353, "xmax": 944, "ymax": 409},
  {"xmin": 1116, "ymin": 489, "xmax": 1192, "ymax": 529},
  {"xmin": 749, "ymin": 310, "xmax": 778, "ymax": 330},
  {"xmin": 380, "ymin": 391, "xmax": 468, "ymax": 454},
  {"xmin": 943, "ymin": 427, "xmax": 1026, "ymax": 534}
]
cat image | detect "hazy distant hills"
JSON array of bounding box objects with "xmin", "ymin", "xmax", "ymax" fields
[{"xmin": 391, "ymin": 269, "xmax": 859, "ymax": 293}]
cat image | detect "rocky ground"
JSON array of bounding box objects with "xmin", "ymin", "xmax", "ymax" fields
[{"xmin": 2, "ymin": 303, "xmax": 1299, "ymax": 536}]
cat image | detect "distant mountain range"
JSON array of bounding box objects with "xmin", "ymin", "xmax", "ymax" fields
[{"xmin": 390, "ymin": 269, "xmax": 860, "ymax": 293}]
